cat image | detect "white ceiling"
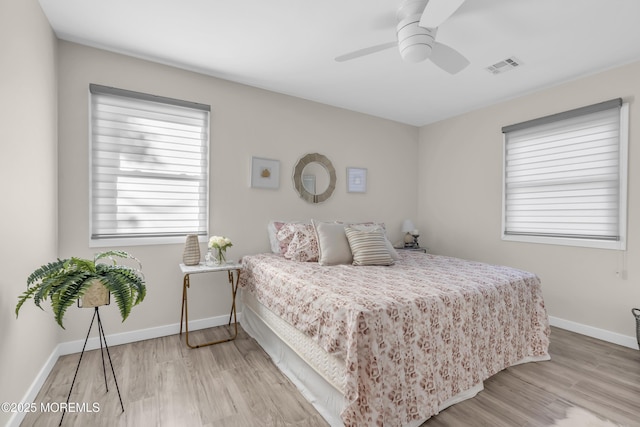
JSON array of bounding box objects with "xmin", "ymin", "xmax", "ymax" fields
[{"xmin": 39, "ymin": 0, "xmax": 640, "ymax": 127}]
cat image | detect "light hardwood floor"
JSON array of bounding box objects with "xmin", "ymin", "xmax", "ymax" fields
[{"xmin": 21, "ymin": 326, "xmax": 640, "ymax": 427}]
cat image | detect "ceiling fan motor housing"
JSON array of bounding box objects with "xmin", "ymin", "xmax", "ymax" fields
[{"xmin": 397, "ymin": 14, "xmax": 436, "ymax": 62}]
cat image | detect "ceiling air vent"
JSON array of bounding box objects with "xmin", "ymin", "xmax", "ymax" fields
[{"xmin": 485, "ymin": 56, "xmax": 522, "ymax": 75}]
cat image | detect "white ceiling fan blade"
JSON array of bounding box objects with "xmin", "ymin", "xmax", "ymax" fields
[
  {"xmin": 430, "ymin": 42, "xmax": 469, "ymax": 74},
  {"xmin": 335, "ymin": 41, "xmax": 397, "ymax": 62},
  {"xmin": 419, "ymin": 0, "xmax": 466, "ymax": 28}
]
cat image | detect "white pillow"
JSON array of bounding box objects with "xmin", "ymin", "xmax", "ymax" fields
[
  {"xmin": 313, "ymin": 220, "xmax": 353, "ymax": 265},
  {"xmin": 267, "ymin": 221, "xmax": 283, "ymax": 253}
]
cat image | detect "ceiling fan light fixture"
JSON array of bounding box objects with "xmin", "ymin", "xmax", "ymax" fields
[
  {"xmin": 400, "ymin": 43, "xmax": 432, "ymax": 62},
  {"xmin": 397, "ymin": 14, "xmax": 435, "ymax": 62}
]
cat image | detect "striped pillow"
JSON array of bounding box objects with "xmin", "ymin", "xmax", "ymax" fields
[{"xmin": 344, "ymin": 226, "xmax": 394, "ymax": 266}]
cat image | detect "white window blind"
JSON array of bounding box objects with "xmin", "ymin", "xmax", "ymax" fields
[
  {"xmin": 90, "ymin": 84, "xmax": 210, "ymax": 245},
  {"xmin": 502, "ymin": 99, "xmax": 628, "ymax": 249}
]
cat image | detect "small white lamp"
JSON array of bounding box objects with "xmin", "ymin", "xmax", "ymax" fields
[
  {"xmin": 402, "ymin": 220, "xmax": 420, "ymax": 248},
  {"xmin": 402, "ymin": 219, "xmax": 415, "ymax": 234}
]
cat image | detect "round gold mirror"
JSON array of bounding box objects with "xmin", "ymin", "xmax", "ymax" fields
[{"xmin": 293, "ymin": 153, "xmax": 336, "ymax": 203}]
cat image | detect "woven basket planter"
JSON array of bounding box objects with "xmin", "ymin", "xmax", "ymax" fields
[{"xmin": 80, "ymin": 279, "xmax": 110, "ymax": 308}]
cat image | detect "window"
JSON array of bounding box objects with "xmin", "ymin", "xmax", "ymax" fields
[
  {"xmin": 90, "ymin": 84, "xmax": 210, "ymax": 247},
  {"xmin": 502, "ymin": 99, "xmax": 628, "ymax": 250}
]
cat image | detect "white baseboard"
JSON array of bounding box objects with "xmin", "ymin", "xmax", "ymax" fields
[
  {"xmin": 57, "ymin": 312, "xmax": 240, "ymax": 355},
  {"xmin": 549, "ymin": 315, "xmax": 638, "ymax": 350},
  {"xmin": 6, "ymin": 313, "xmax": 240, "ymax": 427}
]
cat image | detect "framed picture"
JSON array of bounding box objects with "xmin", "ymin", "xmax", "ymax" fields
[
  {"xmin": 251, "ymin": 157, "xmax": 280, "ymax": 189},
  {"xmin": 347, "ymin": 167, "xmax": 367, "ymax": 193}
]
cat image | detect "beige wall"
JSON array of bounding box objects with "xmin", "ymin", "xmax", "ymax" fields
[
  {"xmin": 56, "ymin": 41, "xmax": 419, "ymax": 341},
  {"xmin": 418, "ymin": 61, "xmax": 640, "ymax": 340},
  {"xmin": 0, "ymin": 0, "xmax": 59, "ymax": 424}
]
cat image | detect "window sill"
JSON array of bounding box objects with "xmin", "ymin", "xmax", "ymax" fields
[
  {"xmin": 502, "ymin": 234, "xmax": 625, "ymax": 251},
  {"xmin": 90, "ymin": 235, "xmax": 207, "ymax": 248}
]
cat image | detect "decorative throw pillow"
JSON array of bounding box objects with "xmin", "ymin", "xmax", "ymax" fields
[
  {"xmin": 345, "ymin": 226, "xmax": 394, "ymax": 266},
  {"xmin": 269, "ymin": 220, "xmax": 310, "ymax": 254},
  {"xmin": 283, "ymin": 223, "xmax": 319, "ymax": 262},
  {"xmin": 313, "ymin": 220, "xmax": 353, "ymax": 265},
  {"xmin": 347, "ymin": 223, "xmax": 399, "ymax": 260},
  {"xmin": 275, "ymin": 222, "xmax": 297, "ymax": 255}
]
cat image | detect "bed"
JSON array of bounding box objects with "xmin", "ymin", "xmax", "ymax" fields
[{"xmin": 238, "ymin": 222, "xmax": 550, "ymax": 427}]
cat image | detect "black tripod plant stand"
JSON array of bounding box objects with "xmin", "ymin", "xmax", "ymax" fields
[{"xmin": 59, "ymin": 307, "xmax": 124, "ymax": 426}]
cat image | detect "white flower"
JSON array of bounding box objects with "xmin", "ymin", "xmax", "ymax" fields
[{"xmin": 208, "ymin": 235, "xmax": 233, "ymax": 250}]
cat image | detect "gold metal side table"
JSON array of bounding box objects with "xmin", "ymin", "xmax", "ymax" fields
[{"xmin": 179, "ymin": 261, "xmax": 242, "ymax": 349}]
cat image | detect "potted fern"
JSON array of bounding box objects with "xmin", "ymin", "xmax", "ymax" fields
[{"xmin": 16, "ymin": 250, "xmax": 146, "ymax": 328}]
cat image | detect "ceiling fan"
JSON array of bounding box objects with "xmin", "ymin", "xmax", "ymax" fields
[{"xmin": 335, "ymin": 0, "xmax": 469, "ymax": 74}]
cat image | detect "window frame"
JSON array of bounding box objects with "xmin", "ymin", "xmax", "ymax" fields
[
  {"xmin": 501, "ymin": 100, "xmax": 629, "ymax": 250},
  {"xmin": 89, "ymin": 84, "xmax": 210, "ymax": 248}
]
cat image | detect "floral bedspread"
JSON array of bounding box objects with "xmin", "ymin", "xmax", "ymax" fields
[{"xmin": 238, "ymin": 252, "xmax": 550, "ymax": 427}]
